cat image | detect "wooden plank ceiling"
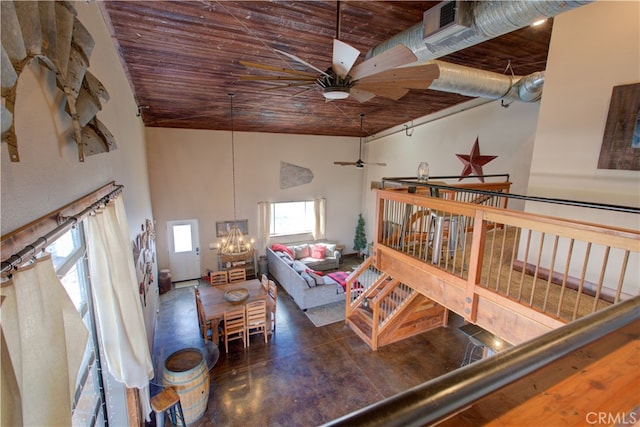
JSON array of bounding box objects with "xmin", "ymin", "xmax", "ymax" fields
[{"xmin": 101, "ymin": 1, "xmax": 552, "ymax": 137}]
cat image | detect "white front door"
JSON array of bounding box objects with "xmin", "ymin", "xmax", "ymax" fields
[{"xmin": 167, "ymin": 219, "xmax": 200, "ymax": 282}]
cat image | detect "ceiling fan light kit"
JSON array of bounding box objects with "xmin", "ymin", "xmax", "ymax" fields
[{"xmin": 322, "ymin": 87, "xmax": 350, "ymax": 100}]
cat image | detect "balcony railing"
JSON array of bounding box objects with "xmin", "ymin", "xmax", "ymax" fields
[{"xmin": 371, "ymin": 178, "xmax": 639, "ymax": 344}]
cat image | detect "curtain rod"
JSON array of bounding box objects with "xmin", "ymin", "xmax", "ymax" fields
[{"xmin": 1, "ymin": 184, "xmax": 124, "ymax": 275}]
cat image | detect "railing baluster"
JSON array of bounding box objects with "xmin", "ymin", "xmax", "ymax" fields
[
  {"xmin": 556, "ymin": 238, "xmax": 575, "ymax": 318},
  {"xmin": 542, "ymin": 235, "xmax": 560, "ymax": 313}
]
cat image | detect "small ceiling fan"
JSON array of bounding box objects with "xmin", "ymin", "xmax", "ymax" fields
[
  {"xmin": 334, "ymin": 114, "xmax": 386, "ymax": 168},
  {"xmin": 239, "ymin": 2, "xmax": 438, "ymax": 102}
]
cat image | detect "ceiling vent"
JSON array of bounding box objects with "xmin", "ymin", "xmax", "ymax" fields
[{"xmin": 423, "ymin": 1, "xmax": 473, "ymax": 44}]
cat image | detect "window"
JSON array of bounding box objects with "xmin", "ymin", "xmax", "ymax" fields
[
  {"xmin": 270, "ymin": 201, "xmax": 315, "ymax": 236},
  {"xmin": 47, "ymin": 227, "xmax": 108, "ymax": 426},
  {"xmin": 172, "ymin": 224, "xmax": 193, "ymax": 252}
]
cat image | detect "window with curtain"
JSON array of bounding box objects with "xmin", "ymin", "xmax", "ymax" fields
[
  {"xmin": 46, "ymin": 226, "xmax": 108, "ymax": 426},
  {"xmin": 270, "ymin": 201, "xmax": 315, "ymax": 236}
]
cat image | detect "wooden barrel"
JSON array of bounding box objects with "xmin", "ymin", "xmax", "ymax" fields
[
  {"xmin": 162, "ymin": 348, "xmax": 210, "ymax": 423},
  {"xmin": 159, "ymin": 269, "xmax": 172, "ymax": 294}
]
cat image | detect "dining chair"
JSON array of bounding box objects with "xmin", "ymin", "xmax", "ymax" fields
[
  {"xmin": 228, "ymin": 268, "xmax": 247, "ymax": 283},
  {"xmin": 210, "ymin": 270, "xmax": 228, "ymax": 285},
  {"xmin": 245, "ymin": 300, "xmax": 268, "ymax": 346},
  {"xmin": 267, "ymin": 280, "xmax": 277, "ymax": 333},
  {"xmin": 260, "ymin": 273, "xmax": 269, "ymax": 291},
  {"xmin": 222, "ymin": 306, "xmax": 246, "ymax": 353},
  {"xmin": 195, "ymin": 294, "xmax": 213, "ymax": 343}
]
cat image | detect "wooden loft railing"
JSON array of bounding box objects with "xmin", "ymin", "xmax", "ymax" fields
[
  {"xmin": 335, "ymin": 178, "xmax": 639, "ymax": 423},
  {"xmin": 366, "ymin": 181, "xmax": 639, "ymax": 346}
]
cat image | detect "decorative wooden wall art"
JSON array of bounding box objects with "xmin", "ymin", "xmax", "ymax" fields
[
  {"xmin": 1, "ymin": 0, "xmax": 116, "ymax": 162},
  {"xmin": 133, "ymin": 219, "xmax": 156, "ymax": 308},
  {"xmin": 597, "ymin": 83, "xmax": 640, "ymax": 171}
]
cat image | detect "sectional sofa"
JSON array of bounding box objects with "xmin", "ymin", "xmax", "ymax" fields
[{"xmin": 266, "ymin": 242, "xmax": 345, "ymax": 310}]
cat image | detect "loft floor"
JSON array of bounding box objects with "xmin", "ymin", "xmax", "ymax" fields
[{"xmin": 150, "ymin": 275, "xmax": 469, "ymax": 426}]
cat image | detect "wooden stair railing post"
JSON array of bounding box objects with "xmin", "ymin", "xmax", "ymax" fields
[
  {"xmin": 370, "ymin": 297, "xmax": 380, "ymax": 350},
  {"xmin": 345, "ymin": 256, "xmax": 374, "ymax": 317},
  {"xmin": 464, "ymin": 209, "xmax": 487, "ymax": 322}
]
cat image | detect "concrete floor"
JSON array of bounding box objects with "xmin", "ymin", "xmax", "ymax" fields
[{"xmin": 150, "ymin": 273, "xmax": 470, "ymax": 426}]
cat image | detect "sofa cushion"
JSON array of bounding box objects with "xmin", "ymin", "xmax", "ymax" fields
[
  {"xmin": 307, "ymin": 270, "xmax": 324, "ymax": 285},
  {"xmin": 311, "ymin": 245, "xmax": 326, "ymax": 259},
  {"xmin": 293, "ymin": 245, "xmax": 310, "ymax": 259},
  {"xmin": 280, "ymin": 255, "xmax": 294, "ymax": 265},
  {"xmin": 271, "ymin": 243, "xmax": 294, "ymax": 259},
  {"xmin": 292, "ymin": 260, "xmax": 307, "ymax": 273},
  {"xmin": 300, "ymin": 271, "xmax": 316, "ymax": 287},
  {"xmin": 319, "ymin": 242, "xmax": 336, "ymax": 253}
]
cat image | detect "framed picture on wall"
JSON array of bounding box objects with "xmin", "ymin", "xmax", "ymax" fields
[
  {"xmin": 597, "ymin": 82, "xmax": 640, "ymax": 171},
  {"xmin": 216, "ymin": 219, "xmax": 249, "ymax": 237}
]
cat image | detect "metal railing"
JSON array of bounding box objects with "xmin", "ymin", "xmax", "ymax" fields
[{"xmin": 323, "ymin": 295, "xmax": 640, "ymax": 427}]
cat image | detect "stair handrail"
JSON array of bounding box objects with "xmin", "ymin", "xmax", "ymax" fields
[
  {"xmin": 323, "ymin": 294, "xmax": 640, "ymax": 427},
  {"xmin": 345, "ymin": 256, "xmax": 375, "ymax": 315},
  {"xmin": 377, "ymin": 282, "xmax": 417, "ymax": 332}
]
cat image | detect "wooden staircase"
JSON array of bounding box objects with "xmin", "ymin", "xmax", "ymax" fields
[{"xmin": 345, "ymin": 257, "xmax": 447, "ymax": 350}]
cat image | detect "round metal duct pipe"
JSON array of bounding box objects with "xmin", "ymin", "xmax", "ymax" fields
[
  {"xmin": 366, "ymin": 1, "xmax": 591, "ymax": 103},
  {"xmin": 367, "ymin": 1, "xmax": 592, "ymax": 62}
]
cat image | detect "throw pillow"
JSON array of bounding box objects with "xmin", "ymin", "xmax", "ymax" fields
[
  {"xmin": 292, "ymin": 260, "xmax": 307, "ymax": 273},
  {"xmin": 271, "ymin": 243, "xmax": 294, "ymax": 259},
  {"xmin": 323, "ymin": 243, "xmax": 337, "ymax": 253},
  {"xmin": 294, "ymin": 245, "xmax": 310, "ymax": 259},
  {"xmin": 307, "ymin": 270, "xmax": 324, "ymax": 285},
  {"xmin": 311, "ymin": 245, "xmax": 326, "ymax": 259},
  {"xmin": 300, "ymin": 271, "xmax": 316, "ymax": 287}
]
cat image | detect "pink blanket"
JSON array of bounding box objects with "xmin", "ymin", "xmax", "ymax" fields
[{"xmin": 327, "ymin": 271, "xmax": 352, "ymax": 291}]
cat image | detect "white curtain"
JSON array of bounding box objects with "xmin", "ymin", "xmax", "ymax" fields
[
  {"xmin": 313, "ymin": 197, "xmax": 326, "ymax": 241},
  {"xmin": 86, "ymin": 196, "xmax": 153, "ymax": 420},
  {"xmin": 1, "ymin": 256, "xmax": 88, "ymax": 426},
  {"xmin": 258, "ymin": 201, "xmax": 271, "ymax": 256}
]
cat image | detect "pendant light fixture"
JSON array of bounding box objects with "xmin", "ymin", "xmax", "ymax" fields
[{"xmin": 218, "ymin": 93, "xmax": 254, "ymax": 255}]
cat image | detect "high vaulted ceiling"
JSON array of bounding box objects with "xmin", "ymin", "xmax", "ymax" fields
[{"xmin": 100, "ymin": 1, "xmax": 553, "ymax": 138}]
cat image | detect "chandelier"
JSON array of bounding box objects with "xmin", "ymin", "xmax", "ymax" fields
[
  {"xmin": 219, "ymin": 225, "xmax": 253, "ymax": 255},
  {"xmin": 218, "ymin": 93, "xmax": 254, "ymax": 256}
]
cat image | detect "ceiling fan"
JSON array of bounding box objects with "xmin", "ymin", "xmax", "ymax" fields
[
  {"xmin": 334, "ymin": 114, "xmax": 386, "ymax": 168},
  {"xmin": 239, "ymin": 2, "xmax": 439, "ymax": 102}
]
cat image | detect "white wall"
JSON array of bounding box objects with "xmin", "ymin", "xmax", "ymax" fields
[
  {"xmin": 1, "ymin": 4, "xmax": 157, "ymax": 417},
  {"xmin": 146, "ymin": 127, "xmax": 363, "ymax": 274},
  {"xmin": 363, "ymin": 100, "xmax": 540, "ymax": 239},
  {"xmin": 528, "ymin": 0, "xmax": 640, "ymax": 230}
]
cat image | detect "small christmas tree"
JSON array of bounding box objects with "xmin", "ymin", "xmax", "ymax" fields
[{"xmin": 353, "ymin": 214, "xmax": 367, "ymax": 257}]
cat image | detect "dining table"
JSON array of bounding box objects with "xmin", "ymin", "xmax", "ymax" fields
[{"xmin": 198, "ymin": 279, "xmax": 274, "ymax": 343}]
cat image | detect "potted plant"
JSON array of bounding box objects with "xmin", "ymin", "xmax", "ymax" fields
[{"xmin": 353, "ymin": 214, "xmax": 367, "ymax": 258}]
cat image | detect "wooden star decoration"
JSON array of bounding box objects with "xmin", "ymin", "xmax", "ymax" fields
[{"xmin": 456, "ymin": 137, "xmax": 498, "ymax": 182}]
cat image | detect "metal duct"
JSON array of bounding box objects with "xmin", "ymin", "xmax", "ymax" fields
[{"xmin": 367, "ymin": 1, "xmax": 592, "ymax": 103}]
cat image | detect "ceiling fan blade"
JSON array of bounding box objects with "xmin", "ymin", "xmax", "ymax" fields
[
  {"xmin": 333, "ymin": 161, "xmax": 358, "ymax": 166},
  {"xmin": 274, "ymin": 49, "xmax": 330, "ymax": 77},
  {"xmin": 356, "ymin": 63, "xmax": 439, "ymax": 89},
  {"xmin": 292, "ymin": 86, "xmax": 317, "ymax": 97},
  {"xmin": 350, "ymin": 44, "xmax": 417, "ymax": 81},
  {"xmin": 239, "ymin": 75, "xmax": 317, "ymax": 81},
  {"xmin": 367, "ymin": 162, "xmax": 387, "ymax": 166},
  {"xmin": 332, "ymin": 39, "xmax": 360, "ymax": 78},
  {"xmin": 261, "ymin": 82, "xmax": 316, "ymax": 91},
  {"xmin": 239, "ymin": 60, "xmax": 318, "ymax": 77},
  {"xmin": 356, "ymin": 85, "xmax": 409, "ymax": 100},
  {"xmin": 350, "ymin": 88, "xmax": 376, "ymax": 103}
]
